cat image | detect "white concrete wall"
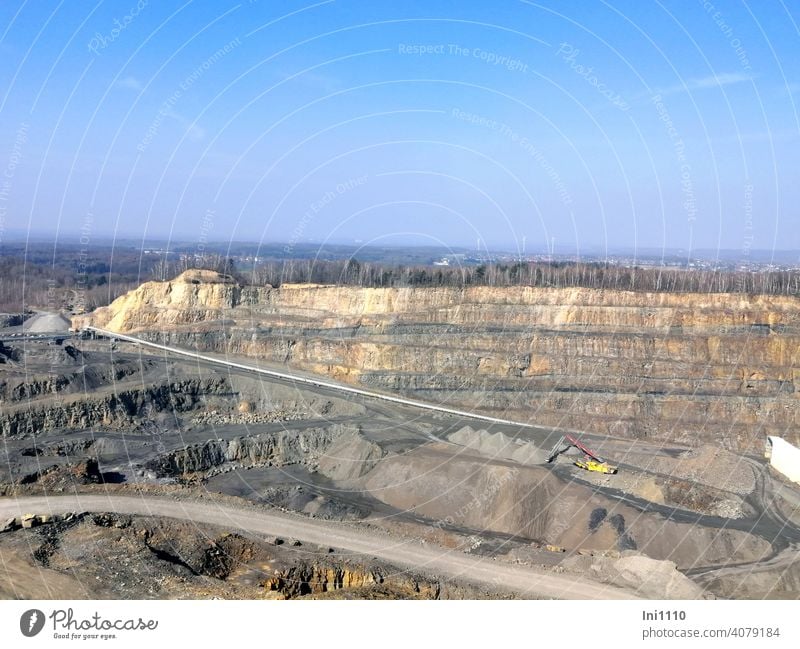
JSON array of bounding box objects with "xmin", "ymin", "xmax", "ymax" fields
[{"xmin": 767, "ymin": 436, "xmax": 800, "ymax": 484}]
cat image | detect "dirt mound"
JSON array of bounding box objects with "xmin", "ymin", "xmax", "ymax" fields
[
  {"xmin": 574, "ymin": 466, "xmax": 751, "ymax": 519},
  {"xmin": 317, "ymin": 430, "xmax": 385, "ymax": 481},
  {"xmin": 174, "ymin": 269, "xmax": 238, "ymax": 284},
  {"xmin": 363, "ymin": 445, "xmax": 590, "ymax": 542},
  {"xmin": 448, "ymin": 426, "xmax": 549, "ymax": 465},
  {"xmin": 43, "ymin": 344, "xmax": 84, "ymax": 366},
  {"xmin": 563, "ymin": 552, "xmax": 708, "ymax": 599},
  {"xmin": 360, "ymin": 444, "xmax": 772, "ymax": 568},
  {"xmin": 643, "ymin": 444, "xmax": 757, "ymax": 495},
  {"xmin": 0, "ymin": 551, "xmax": 89, "ymax": 599},
  {"xmin": 10, "ymin": 343, "xmax": 85, "ymax": 370},
  {"xmin": 20, "ymin": 459, "xmax": 104, "ymax": 490}
]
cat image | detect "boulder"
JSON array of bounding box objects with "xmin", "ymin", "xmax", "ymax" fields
[
  {"xmin": 20, "ymin": 513, "xmax": 38, "ymax": 529},
  {"xmin": 0, "ymin": 517, "xmax": 17, "ymax": 533}
]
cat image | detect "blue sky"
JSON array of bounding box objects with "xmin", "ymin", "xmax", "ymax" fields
[{"xmin": 0, "ymin": 0, "xmax": 798, "ymax": 257}]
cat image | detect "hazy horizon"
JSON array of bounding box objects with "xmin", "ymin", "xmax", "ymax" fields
[
  {"xmin": 1, "ymin": 1, "xmax": 798, "ymax": 256},
  {"xmin": 2, "ymin": 230, "xmax": 798, "ymax": 267}
]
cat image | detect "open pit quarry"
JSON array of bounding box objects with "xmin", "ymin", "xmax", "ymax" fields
[
  {"xmin": 1, "ymin": 268, "xmax": 799, "ymax": 600},
  {"xmin": 74, "ymin": 269, "xmax": 800, "ymax": 453}
]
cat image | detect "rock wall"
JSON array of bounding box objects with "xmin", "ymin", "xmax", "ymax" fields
[
  {"xmin": 74, "ymin": 272, "xmax": 800, "ymax": 451},
  {"xmin": 0, "ymin": 377, "xmax": 227, "ymax": 438},
  {"xmin": 146, "ymin": 425, "xmax": 353, "ymax": 476},
  {"xmin": 262, "ymin": 561, "xmax": 442, "ymax": 599}
]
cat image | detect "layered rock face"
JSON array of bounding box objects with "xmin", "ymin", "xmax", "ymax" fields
[
  {"xmin": 262, "ymin": 562, "xmax": 443, "ymax": 599},
  {"xmin": 74, "ymin": 271, "xmax": 800, "ymax": 452},
  {"xmin": 146, "ymin": 425, "xmax": 353, "ymax": 477},
  {"xmin": 0, "ymin": 378, "xmax": 225, "ymax": 438}
]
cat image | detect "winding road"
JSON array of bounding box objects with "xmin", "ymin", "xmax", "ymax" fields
[{"xmin": 0, "ymin": 494, "xmax": 640, "ymax": 600}]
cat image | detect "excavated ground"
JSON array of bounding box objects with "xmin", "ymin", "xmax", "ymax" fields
[{"xmin": 2, "ymin": 331, "xmax": 799, "ymax": 600}]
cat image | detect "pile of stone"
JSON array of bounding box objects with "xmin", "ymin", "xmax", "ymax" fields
[
  {"xmin": 562, "ymin": 551, "xmax": 710, "ymax": 599},
  {"xmin": 1, "ymin": 511, "xmax": 77, "ymax": 533},
  {"xmin": 646, "ymin": 444, "xmax": 757, "ymax": 495},
  {"xmin": 448, "ymin": 426, "xmax": 549, "ymax": 465},
  {"xmin": 191, "ymin": 409, "xmax": 303, "ymax": 427}
]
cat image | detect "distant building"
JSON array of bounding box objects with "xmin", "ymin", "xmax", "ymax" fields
[{"xmin": 765, "ymin": 436, "xmax": 800, "ymax": 484}]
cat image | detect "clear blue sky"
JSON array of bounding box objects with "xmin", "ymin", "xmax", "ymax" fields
[{"xmin": 0, "ymin": 0, "xmax": 798, "ymax": 257}]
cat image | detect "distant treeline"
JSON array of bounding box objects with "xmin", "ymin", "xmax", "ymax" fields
[
  {"xmin": 0, "ymin": 245, "xmax": 145, "ymax": 313},
  {"xmin": 183, "ymin": 256, "xmax": 800, "ymax": 296},
  {"xmin": 3, "ymin": 246, "xmax": 799, "ymax": 315}
]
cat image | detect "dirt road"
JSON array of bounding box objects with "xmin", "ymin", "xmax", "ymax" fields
[{"xmin": 0, "ymin": 494, "xmax": 640, "ymax": 600}]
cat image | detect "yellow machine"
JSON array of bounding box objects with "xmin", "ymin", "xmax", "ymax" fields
[
  {"xmin": 548, "ymin": 434, "xmax": 619, "ymax": 475},
  {"xmin": 574, "ymin": 458, "xmax": 618, "ymax": 474}
]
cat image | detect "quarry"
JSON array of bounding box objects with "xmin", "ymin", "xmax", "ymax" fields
[{"xmin": 2, "ymin": 268, "xmax": 800, "ymax": 600}]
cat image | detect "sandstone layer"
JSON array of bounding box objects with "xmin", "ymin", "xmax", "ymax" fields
[{"xmin": 74, "ymin": 271, "xmax": 800, "ymax": 452}]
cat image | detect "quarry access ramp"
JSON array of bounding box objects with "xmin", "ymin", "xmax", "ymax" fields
[{"xmin": 86, "ymin": 326, "xmax": 539, "ymax": 429}]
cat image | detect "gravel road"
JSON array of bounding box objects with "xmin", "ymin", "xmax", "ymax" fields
[{"xmin": 0, "ymin": 494, "xmax": 640, "ymax": 600}]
